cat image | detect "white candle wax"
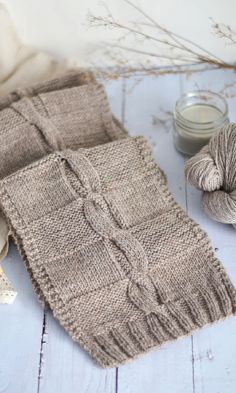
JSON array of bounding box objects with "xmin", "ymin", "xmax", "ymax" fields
[
  {"xmin": 174, "ymin": 103, "xmax": 227, "ymax": 156},
  {"xmin": 182, "ymin": 104, "xmax": 222, "ymax": 123}
]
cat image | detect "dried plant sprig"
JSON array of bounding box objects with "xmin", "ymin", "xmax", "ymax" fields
[
  {"xmin": 88, "ymin": 0, "xmax": 236, "ymax": 79},
  {"xmin": 218, "ymin": 80, "xmax": 236, "ymax": 98},
  {"xmin": 123, "ymin": 0, "xmax": 225, "ymax": 63},
  {"xmin": 94, "ymin": 64, "xmax": 212, "ymax": 81},
  {"xmin": 152, "ymin": 109, "xmax": 173, "ymax": 133},
  {"xmin": 211, "ymin": 18, "xmax": 236, "ymax": 45}
]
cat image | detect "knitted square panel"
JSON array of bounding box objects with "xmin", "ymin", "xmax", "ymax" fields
[
  {"xmin": 0, "ymin": 136, "xmax": 235, "ymax": 367},
  {"xmin": 0, "ymin": 70, "xmax": 127, "ymax": 179}
]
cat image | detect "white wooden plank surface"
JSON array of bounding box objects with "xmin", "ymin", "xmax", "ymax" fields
[
  {"xmin": 0, "ymin": 69, "xmax": 236, "ymax": 393},
  {"xmin": 181, "ymin": 69, "xmax": 236, "ymax": 393},
  {"xmin": 0, "ymin": 244, "xmax": 44, "ymax": 393},
  {"xmin": 38, "ymin": 311, "xmax": 116, "ymax": 393}
]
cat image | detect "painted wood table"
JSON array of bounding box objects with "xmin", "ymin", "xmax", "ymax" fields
[{"xmin": 1, "ymin": 69, "xmax": 236, "ymax": 393}]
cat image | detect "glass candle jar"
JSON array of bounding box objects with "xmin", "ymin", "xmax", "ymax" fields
[{"xmin": 173, "ymin": 90, "xmax": 229, "ymax": 156}]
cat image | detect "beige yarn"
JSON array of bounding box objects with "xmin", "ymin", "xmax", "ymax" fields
[
  {"xmin": 0, "ymin": 136, "xmax": 235, "ymax": 367},
  {"xmin": 185, "ymin": 123, "xmax": 236, "ymax": 228}
]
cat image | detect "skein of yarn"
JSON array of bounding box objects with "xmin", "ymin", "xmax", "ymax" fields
[{"xmin": 185, "ymin": 123, "xmax": 236, "ymax": 228}]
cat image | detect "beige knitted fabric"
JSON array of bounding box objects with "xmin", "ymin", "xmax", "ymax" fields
[
  {"xmin": 0, "ymin": 70, "xmax": 127, "ymax": 304},
  {"xmin": 0, "ymin": 70, "xmax": 95, "ymax": 110},
  {"xmin": 0, "ymin": 70, "xmax": 127, "ymax": 180},
  {"xmin": 0, "ymin": 136, "xmax": 235, "ymax": 367}
]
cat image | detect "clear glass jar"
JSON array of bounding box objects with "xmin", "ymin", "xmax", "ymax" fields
[{"xmin": 173, "ymin": 90, "xmax": 229, "ymax": 156}]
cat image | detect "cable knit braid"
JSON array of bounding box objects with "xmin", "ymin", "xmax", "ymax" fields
[
  {"xmin": 185, "ymin": 123, "xmax": 236, "ymax": 228},
  {"xmin": 0, "ymin": 136, "xmax": 236, "ymax": 367}
]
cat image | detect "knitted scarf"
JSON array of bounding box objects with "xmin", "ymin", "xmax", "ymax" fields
[
  {"xmin": 0, "ymin": 70, "xmax": 127, "ymax": 303},
  {"xmin": 0, "ymin": 135, "xmax": 235, "ymax": 367}
]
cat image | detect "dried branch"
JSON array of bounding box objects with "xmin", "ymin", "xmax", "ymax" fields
[
  {"xmin": 88, "ymin": 1, "xmax": 236, "ymax": 79},
  {"xmin": 218, "ymin": 80, "xmax": 236, "ymax": 98},
  {"xmin": 152, "ymin": 110, "xmax": 173, "ymax": 133},
  {"xmin": 211, "ymin": 18, "xmax": 236, "ymax": 46},
  {"xmin": 123, "ymin": 0, "xmax": 226, "ymax": 63},
  {"xmin": 107, "ymin": 43, "xmax": 200, "ymax": 63}
]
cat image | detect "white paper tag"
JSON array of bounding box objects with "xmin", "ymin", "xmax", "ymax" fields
[
  {"xmin": 0, "ymin": 214, "xmax": 9, "ymax": 256},
  {"xmin": 0, "ymin": 266, "xmax": 17, "ymax": 304},
  {"xmin": 0, "ymin": 214, "xmax": 17, "ymax": 304}
]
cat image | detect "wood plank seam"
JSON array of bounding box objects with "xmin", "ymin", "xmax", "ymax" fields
[
  {"xmin": 37, "ymin": 310, "xmax": 48, "ymax": 393},
  {"xmin": 180, "ymin": 73, "xmax": 195, "ymax": 393}
]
